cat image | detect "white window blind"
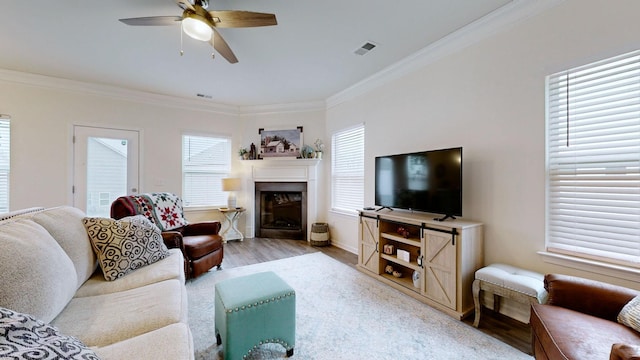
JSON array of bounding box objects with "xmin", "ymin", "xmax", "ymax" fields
[
  {"xmin": 546, "ymin": 49, "xmax": 640, "ymax": 266},
  {"xmin": 0, "ymin": 116, "xmax": 9, "ymax": 213},
  {"xmin": 182, "ymin": 134, "xmax": 230, "ymax": 207},
  {"xmin": 332, "ymin": 124, "xmax": 364, "ymax": 213}
]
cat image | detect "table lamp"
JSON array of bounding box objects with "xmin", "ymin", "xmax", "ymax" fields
[{"xmin": 221, "ymin": 178, "xmax": 242, "ymax": 209}]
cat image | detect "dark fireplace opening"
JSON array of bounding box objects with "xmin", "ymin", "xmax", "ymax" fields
[
  {"xmin": 261, "ymin": 192, "xmax": 302, "ymax": 230},
  {"xmin": 255, "ymin": 182, "xmax": 307, "ymax": 240}
]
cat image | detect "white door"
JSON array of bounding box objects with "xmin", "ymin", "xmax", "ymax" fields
[{"xmin": 73, "ymin": 126, "xmax": 140, "ymax": 217}]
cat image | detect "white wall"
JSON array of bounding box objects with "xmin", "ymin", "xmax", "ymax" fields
[
  {"xmin": 0, "ymin": 79, "xmax": 238, "ymax": 218},
  {"xmin": 326, "ymin": 0, "xmax": 640, "ymax": 287},
  {"xmin": 0, "ymin": 78, "xmax": 328, "ymax": 232}
]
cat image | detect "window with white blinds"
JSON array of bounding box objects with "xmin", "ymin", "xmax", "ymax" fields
[
  {"xmin": 546, "ymin": 49, "xmax": 640, "ymax": 266},
  {"xmin": 331, "ymin": 124, "xmax": 364, "ymax": 213},
  {"xmin": 182, "ymin": 134, "xmax": 230, "ymax": 207},
  {"xmin": 0, "ymin": 116, "xmax": 9, "ymax": 213}
]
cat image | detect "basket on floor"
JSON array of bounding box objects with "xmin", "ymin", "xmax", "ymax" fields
[{"xmin": 310, "ymin": 223, "xmax": 330, "ymax": 247}]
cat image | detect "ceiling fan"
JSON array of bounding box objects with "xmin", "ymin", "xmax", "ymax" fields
[{"xmin": 119, "ymin": 0, "xmax": 277, "ymax": 63}]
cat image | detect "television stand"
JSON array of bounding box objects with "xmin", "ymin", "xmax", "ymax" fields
[
  {"xmin": 434, "ymin": 214, "xmax": 456, "ymax": 222},
  {"xmin": 376, "ymin": 206, "xmax": 393, "ymax": 212},
  {"xmin": 357, "ymin": 209, "xmax": 483, "ymax": 320}
]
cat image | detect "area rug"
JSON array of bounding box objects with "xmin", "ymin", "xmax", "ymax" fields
[{"xmin": 186, "ymin": 253, "xmax": 532, "ymax": 360}]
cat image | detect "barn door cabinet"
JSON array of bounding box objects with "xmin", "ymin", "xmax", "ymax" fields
[{"xmin": 357, "ymin": 209, "xmax": 483, "ymax": 320}]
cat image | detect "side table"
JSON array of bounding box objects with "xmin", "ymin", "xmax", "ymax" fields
[{"xmin": 217, "ymin": 207, "xmax": 245, "ymax": 243}]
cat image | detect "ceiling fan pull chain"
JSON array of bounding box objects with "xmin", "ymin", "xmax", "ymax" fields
[
  {"xmin": 214, "ymin": 35, "xmax": 216, "ymax": 60},
  {"xmin": 180, "ymin": 21, "xmax": 184, "ymax": 56}
]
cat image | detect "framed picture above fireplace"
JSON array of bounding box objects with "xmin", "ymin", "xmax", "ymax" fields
[{"xmin": 258, "ymin": 126, "xmax": 303, "ymax": 159}]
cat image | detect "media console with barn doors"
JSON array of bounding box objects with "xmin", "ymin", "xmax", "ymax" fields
[{"xmin": 358, "ymin": 209, "xmax": 483, "ymax": 320}]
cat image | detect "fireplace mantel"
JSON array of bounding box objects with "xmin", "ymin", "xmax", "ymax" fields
[{"xmin": 242, "ymin": 159, "xmax": 321, "ymax": 240}]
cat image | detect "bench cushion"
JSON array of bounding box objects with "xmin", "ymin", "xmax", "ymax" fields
[{"xmin": 475, "ymin": 263, "xmax": 547, "ymax": 302}]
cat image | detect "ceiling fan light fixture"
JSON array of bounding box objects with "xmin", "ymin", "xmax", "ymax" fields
[{"xmin": 182, "ymin": 14, "xmax": 212, "ymax": 41}]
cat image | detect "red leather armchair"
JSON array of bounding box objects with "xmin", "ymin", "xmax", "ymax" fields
[{"xmin": 111, "ymin": 193, "xmax": 223, "ymax": 279}]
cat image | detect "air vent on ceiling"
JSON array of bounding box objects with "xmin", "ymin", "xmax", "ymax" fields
[{"xmin": 354, "ymin": 42, "xmax": 377, "ymax": 56}]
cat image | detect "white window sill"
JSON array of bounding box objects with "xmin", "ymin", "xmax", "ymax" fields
[
  {"xmin": 329, "ymin": 208, "xmax": 359, "ymax": 218},
  {"xmin": 538, "ymin": 251, "xmax": 640, "ymax": 282}
]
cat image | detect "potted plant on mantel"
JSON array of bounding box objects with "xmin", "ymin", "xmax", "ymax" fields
[
  {"xmin": 238, "ymin": 147, "xmax": 249, "ymax": 160},
  {"xmin": 314, "ymin": 139, "xmax": 325, "ymax": 160}
]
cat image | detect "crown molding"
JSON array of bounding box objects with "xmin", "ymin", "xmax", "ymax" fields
[
  {"xmin": 0, "ymin": 68, "xmax": 241, "ymax": 115},
  {"xmin": 326, "ymin": 0, "xmax": 565, "ymax": 109},
  {"xmin": 0, "ymin": 68, "xmax": 328, "ymax": 116},
  {"xmin": 239, "ymin": 101, "xmax": 327, "ymax": 116}
]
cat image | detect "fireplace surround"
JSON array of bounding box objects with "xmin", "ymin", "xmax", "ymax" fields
[{"xmin": 243, "ymin": 159, "xmax": 320, "ymax": 240}]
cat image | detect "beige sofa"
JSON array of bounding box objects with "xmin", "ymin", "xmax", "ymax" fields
[{"xmin": 0, "ymin": 206, "xmax": 193, "ymax": 359}]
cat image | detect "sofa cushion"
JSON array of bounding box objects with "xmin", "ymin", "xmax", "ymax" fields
[
  {"xmin": 51, "ymin": 279, "xmax": 188, "ymax": 348},
  {"xmin": 531, "ymin": 302, "xmax": 640, "ymax": 360},
  {"xmin": 0, "ymin": 219, "xmax": 78, "ymax": 323},
  {"xmin": 92, "ymin": 323, "xmax": 193, "ymax": 360},
  {"xmin": 32, "ymin": 206, "xmax": 98, "ymax": 288},
  {"xmin": 0, "ymin": 306, "xmax": 99, "ymax": 360},
  {"xmin": 83, "ymin": 215, "xmax": 171, "ymax": 281},
  {"xmin": 74, "ymin": 248, "xmax": 184, "ymax": 298}
]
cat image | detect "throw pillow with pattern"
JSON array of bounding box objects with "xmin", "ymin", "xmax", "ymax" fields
[
  {"xmin": 83, "ymin": 215, "xmax": 170, "ymax": 281},
  {"xmin": 618, "ymin": 295, "xmax": 640, "ymax": 332},
  {"xmin": 0, "ymin": 306, "xmax": 100, "ymax": 359}
]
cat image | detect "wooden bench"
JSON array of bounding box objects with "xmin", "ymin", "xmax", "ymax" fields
[{"xmin": 472, "ymin": 263, "xmax": 547, "ymax": 327}]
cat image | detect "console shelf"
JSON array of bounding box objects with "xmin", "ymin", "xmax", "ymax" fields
[
  {"xmin": 380, "ymin": 254, "xmax": 421, "ymax": 272},
  {"xmin": 358, "ymin": 209, "xmax": 483, "ymax": 320}
]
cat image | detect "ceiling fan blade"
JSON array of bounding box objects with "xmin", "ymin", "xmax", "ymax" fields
[
  {"xmin": 175, "ymin": 0, "xmax": 195, "ymax": 11},
  {"xmin": 208, "ymin": 11, "xmax": 277, "ymax": 28},
  {"xmin": 119, "ymin": 16, "xmax": 182, "ymax": 26},
  {"xmin": 210, "ymin": 29, "xmax": 238, "ymax": 64}
]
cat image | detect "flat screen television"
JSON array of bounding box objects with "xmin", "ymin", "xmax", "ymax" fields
[{"xmin": 374, "ymin": 147, "xmax": 462, "ymax": 220}]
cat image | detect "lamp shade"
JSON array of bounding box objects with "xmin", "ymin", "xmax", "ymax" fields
[
  {"xmin": 182, "ymin": 14, "xmax": 212, "ymax": 41},
  {"xmin": 221, "ymin": 178, "xmax": 242, "ymax": 192}
]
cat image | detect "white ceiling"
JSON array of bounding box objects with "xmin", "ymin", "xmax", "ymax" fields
[{"xmin": 0, "ymin": 0, "xmax": 515, "ymax": 107}]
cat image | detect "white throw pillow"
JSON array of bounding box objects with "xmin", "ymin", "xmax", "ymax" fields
[{"xmin": 618, "ymin": 295, "xmax": 640, "ymax": 332}]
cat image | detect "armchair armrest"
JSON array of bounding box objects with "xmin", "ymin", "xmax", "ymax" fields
[
  {"xmin": 161, "ymin": 231, "xmax": 184, "ymax": 250},
  {"xmin": 182, "ymin": 221, "xmax": 221, "ymax": 236},
  {"xmin": 611, "ymin": 343, "xmax": 640, "ymax": 360},
  {"xmin": 545, "ymin": 274, "xmax": 638, "ymax": 321}
]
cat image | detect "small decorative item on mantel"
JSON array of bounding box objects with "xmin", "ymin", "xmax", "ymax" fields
[
  {"xmin": 249, "ymin": 143, "xmax": 256, "ymax": 160},
  {"xmin": 314, "ymin": 138, "xmax": 325, "ymax": 159},
  {"xmin": 301, "ymin": 145, "xmax": 315, "ymax": 158},
  {"xmin": 238, "ymin": 147, "xmax": 249, "ymax": 160}
]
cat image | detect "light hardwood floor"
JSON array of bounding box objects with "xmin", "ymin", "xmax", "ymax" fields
[{"xmin": 219, "ymin": 237, "xmax": 532, "ymax": 355}]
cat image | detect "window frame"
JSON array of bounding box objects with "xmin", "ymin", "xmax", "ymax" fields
[
  {"xmin": 0, "ymin": 115, "xmax": 10, "ymax": 213},
  {"xmin": 331, "ymin": 123, "xmax": 365, "ymax": 215},
  {"xmin": 182, "ymin": 133, "xmax": 231, "ymax": 209},
  {"xmin": 545, "ymin": 49, "xmax": 640, "ymax": 268}
]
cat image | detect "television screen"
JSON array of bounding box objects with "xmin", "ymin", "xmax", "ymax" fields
[{"xmin": 375, "ymin": 147, "xmax": 462, "ymax": 218}]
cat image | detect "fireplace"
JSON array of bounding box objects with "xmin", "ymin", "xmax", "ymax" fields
[
  {"xmin": 243, "ymin": 158, "xmax": 320, "ymax": 241},
  {"xmin": 255, "ymin": 182, "xmax": 307, "ymax": 240}
]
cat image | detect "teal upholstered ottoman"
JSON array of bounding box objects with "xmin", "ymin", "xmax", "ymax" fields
[{"xmin": 215, "ymin": 271, "xmax": 296, "ymax": 360}]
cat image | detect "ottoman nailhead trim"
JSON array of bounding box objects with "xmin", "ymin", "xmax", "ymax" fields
[
  {"xmin": 223, "ymin": 292, "xmax": 296, "ymax": 313},
  {"xmin": 244, "ymin": 337, "xmax": 292, "ymax": 357}
]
